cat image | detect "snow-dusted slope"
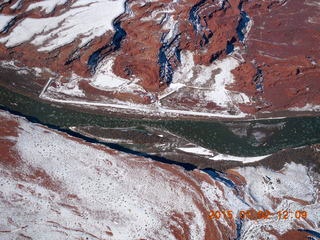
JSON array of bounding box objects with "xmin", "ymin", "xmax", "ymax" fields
[
  {"xmin": 0, "ymin": 0, "xmax": 125, "ymax": 51},
  {"xmin": 235, "ymin": 163, "xmax": 320, "ymax": 239},
  {"xmin": 0, "ymin": 110, "xmax": 234, "ymax": 239},
  {"xmin": 0, "ymin": 110, "xmax": 319, "ymax": 239}
]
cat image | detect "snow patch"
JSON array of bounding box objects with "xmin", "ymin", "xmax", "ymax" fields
[
  {"xmin": 178, "ymin": 146, "xmax": 215, "ymax": 156},
  {"xmin": 172, "ymin": 48, "xmax": 251, "ymax": 109},
  {"xmin": 48, "ymin": 74, "xmax": 85, "ymax": 97},
  {"xmin": 210, "ymin": 153, "xmax": 270, "ymax": 163},
  {"xmin": 0, "ymin": 0, "xmax": 126, "ymax": 51},
  {"xmin": 10, "ymin": 0, "xmax": 22, "ymax": 10},
  {"xmin": 0, "ymin": 14, "xmax": 15, "ymax": 31},
  {"xmin": 236, "ymin": 162, "xmax": 319, "ymax": 238},
  {"xmin": 289, "ymin": 103, "xmax": 320, "ymax": 112},
  {"xmin": 178, "ymin": 146, "xmax": 270, "ymax": 163},
  {"xmin": 90, "ymin": 57, "xmax": 130, "ymax": 89},
  {"xmin": 26, "ymin": 0, "xmax": 68, "ymax": 14}
]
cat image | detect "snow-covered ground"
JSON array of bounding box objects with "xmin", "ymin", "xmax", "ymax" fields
[
  {"xmin": 178, "ymin": 146, "xmax": 216, "ymax": 157},
  {"xmin": 236, "ymin": 163, "xmax": 320, "ymax": 238},
  {"xmin": 26, "ymin": 0, "xmax": 68, "ymax": 14},
  {"xmin": 210, "ymin": 153, "xmax": 270, "ymax": 163},
  {"xmin": 0, "ymin": 14, "xmax": 15, "ymax": 32},
  {"xmin": 289, "ymin": 103, "xmax": 320, "ymax": 112},
  {"xmin": 9, "ymin": 0, "xmax": 22, "ymax": 10},
  {"xmin": 0, "ymin": 110, "xmax": 319, "ymax": 239},
  {"xmin": 171, "ymin": 49, "xmax": 250, "ymax": 108},
  {"xmin": 0, "ymin": 110, "xmax": 210, "ymax": 239},
  {"xmin": 48, "ymin": 74, "xmax": 85, "ymax": 97},
  {"xmin": 177, "ymin": 146, "xmax": 270, "ymax": 163},
  {"xmin": 90, "ymin": 57, "xmax": 146, "ymax": 92},
  {"xmin": 0, "ymin": 0, "xmax": 125, "ymax": 51}
]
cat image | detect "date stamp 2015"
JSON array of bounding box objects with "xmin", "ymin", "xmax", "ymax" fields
[{"xmin": 208, "ymin": 209, "xmax": 308, "ymax": 221}]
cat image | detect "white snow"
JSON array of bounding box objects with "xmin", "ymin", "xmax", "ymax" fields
[
  {"xmin": 48, "ymin": 74, "xmax": 85, "ymax": 97},
  {"xmin": 289, "ymin": 103, "xmax": 320, "ymax": 112},
  {"xmin": 159, "ymin": 82, "xmax": 186, "ymax": 100},
  {"xmin": 198, "ymin": 162, "xmax": 320, "ymax": 238},
  {"xmin": 1, "ymin": 17, "xmax": 59, "ymax": 47},
  {"xmin": 178, "ymin": 146, "xmax": 215, "ymax": 156},
  {"xmin": 138, "ymin": 3, "xmax": 179, "ymax": 44},
  {"xmin": 0, "ymin": 111, "xmax": 210, "ymax": 240},
  {"xmin": 40, "ymin": 90, "xmax": 251, "ymax": 118},
  {"xmin": 0, "ymin": 14, "xmax": 15, "ymax": 31},
  {"xmin": 172, "ymin": 48, "xmax": 251, "ymax": 109},
  {"xmin": 90, "ymin": 57, "xmax": 129, "ymax": 89},
  {"xmin": 205, "ymin": 54, "xmax": 250, "ymax": 107},
  {"xmin": 0, "ymin": 111, "xmax": 318, "ymax": 239},
  {"xmin": 172, "ymin": 51, "xmax": 199, "ymax": 85},
  {"xmin": 236, "ymin": 162, "xmax": 320, "ymax": 238},
  {"xmin": 10, "ymin": 0, "xmax": 22, "ymax": 10},
  {"xmin": 26, "ymin": 0, "xmax": 68, "ymax": 14},
  {"xmin": 200, "ymin": 180, "xmax": 249, "ymax": 228},
  {"xmin": 177, "ymin": 146, "xmax": 270, "ymax": 163},
  {"xmin": 33, "ymin": 67, "xmax": 43, "ymax": 77},
  {"xmin": 0, "ymin": 60, "xmax": 30, "ymax": 73},
  {"xmin": 162, "ymin": 14, "xmax": 179, "ymax": 42},
  {"xmin": 0, "ymin": 0, "xmax": 126, "ymax": 51},
  {"xmin": 210, "ymin": 153, "xmax": 270, "ymax": 163}
]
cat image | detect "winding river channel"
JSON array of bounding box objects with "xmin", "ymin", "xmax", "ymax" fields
[{"xmin": 1, "ymin": 86, "xmax": 319, "ymax": 158}]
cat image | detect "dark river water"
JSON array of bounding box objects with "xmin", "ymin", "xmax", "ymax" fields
[{"xmin": 0, "ymin": 86, "xmax": 319, "ymax": 157}]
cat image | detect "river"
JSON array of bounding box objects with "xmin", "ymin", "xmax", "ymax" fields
[{"xmin": 0, "ymin": 86, "xmax": 319, "ymax": 158}]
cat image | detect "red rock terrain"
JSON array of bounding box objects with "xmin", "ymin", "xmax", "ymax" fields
[
  {"xmin": 0, "ymin": 110, "xmax": 319, "ymax": 239},
  {"xmin": 0, "ymin": 0, "xmax": 319, "ymax": 117},
  {"xmin": 0, "ymin": 0, "xmax": 115, "ymax": 77},
  {"xmin": 233, "ymin": 0, "xmax": 320, "ymax": 113}
]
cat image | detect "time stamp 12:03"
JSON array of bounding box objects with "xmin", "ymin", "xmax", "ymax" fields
[{"xmin": 209, "ymin": 209, "xmax": 308, "ymax": 221}]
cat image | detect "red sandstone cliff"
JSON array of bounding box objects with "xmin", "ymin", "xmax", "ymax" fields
[{"xmin": 0, "ymin": 0, "xmax": 319, "ymax": 116}]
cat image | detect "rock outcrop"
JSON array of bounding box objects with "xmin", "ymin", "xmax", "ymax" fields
[
  {"xmin": 232, "ymin": 0, "xmax": 320, "ymax": 113},
  {"xmin": 0, "ymin": 0, "xmax": 319, "ymax": 116}
]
